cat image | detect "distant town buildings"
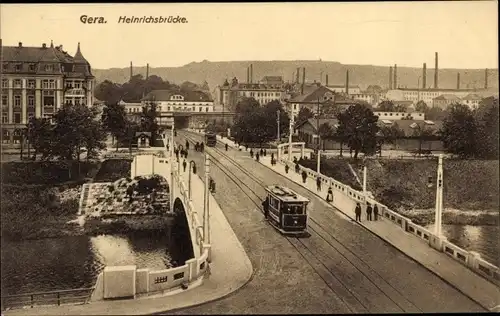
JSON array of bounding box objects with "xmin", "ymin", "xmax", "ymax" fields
[
  {"xmin": 1, "ymin": 40, "xmax": 95, "ymax": 147},
  {"xmin": 141, "ymin": 89, "xmax": 214, "ymax": 113}
]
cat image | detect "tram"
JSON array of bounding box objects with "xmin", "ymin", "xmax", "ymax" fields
[
  {"xmin": 263, "ymin": 185, "xmax": 310, "ymax": 236},
  {"xmin": 205, "ymin": 132, "xmax": 217, "ymax": 147}
]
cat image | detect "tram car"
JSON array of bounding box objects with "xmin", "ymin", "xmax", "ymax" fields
[
  {"xmin": 263, "ymin": 185, "xmax": 310, "ymax": 236},
  {"xmin": 205, "ymin": 132, "xmax": 217, "ymax": 147}
]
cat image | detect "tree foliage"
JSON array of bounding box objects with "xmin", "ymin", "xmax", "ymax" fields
[
  {"xmin": 27, "ymin": 117, "xmax": 54, "ymax": 160},
  {"xmin": 102, "ymin": 102, "xmax": 128, "ymax": 150},
  {"xmin": 336, "ymin": 104, "xmax": 380, "ymax": 158},
  {"xmin": 296, "ymin": 107, "xmax": 314, "ymax": 125},
  {"xmin": 474, "ymin": 97, "xmax": 499, "ymax": 159},
  {"xmin": 440, "ymin": 103, "xmax": 478, "ymax": 158},
  {"xmin": 378, "ymin": 122, "xmax": 405, "ymax": 145},
  {"xmin": 415, "ymin": 100, "xmax": 428, "ymax": 112},
  {"xmin": 140, "ymin": 101, "xmax": 160, "ymax": 144}
]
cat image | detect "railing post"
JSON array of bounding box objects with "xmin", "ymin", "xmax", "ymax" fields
[
  {"xmin": 31, "ymin": 294, "xmax": 34, "ymax": 308},
  {"xmin": 57, "ymin": 292, "xmax": 60, "ymax": 306}
]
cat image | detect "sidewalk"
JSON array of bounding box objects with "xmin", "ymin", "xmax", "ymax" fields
[
  {"xmin": 256, "ymin": 155, "xmax": 499, "ymax": 310},
  {"xmin": 4, "ymin": 153, "xmax": 253, "ymax": 315}
]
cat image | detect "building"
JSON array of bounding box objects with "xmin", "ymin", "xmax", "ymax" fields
[
  {"xmin": 432, "ymin": 94, "xmax": 462, "ymax": 109},
  {"xmin": 141, "ymin": 89, "xmax": 214, "ymax": 113},
  {"xmin": 326, "ymin": 84, "xmax": 361, "ymax": 95},
  {"xmin": 1, "ymin": 40, "xmax": 95, "ymax": 147},
  {"xmin": 374, "ymin": 111, "xmax": 425, "ymax": 121},
  {"xmin": 385, "ymin": 88, "xmax": 480, "ymax": 106},
  {"xmin": 216, "ymin": 77, "xmax": 286, "ymax": 111},
  {"xmin": 119, "ymin": 100, "xmax": 143, "ymax": 123},
  {"xmin": 288, "ymin": 85, "xmax": 336, "ymax": 118},
  {"xmin": 461, "ymin": 93, "xmax": 483, "ymax": 110}
]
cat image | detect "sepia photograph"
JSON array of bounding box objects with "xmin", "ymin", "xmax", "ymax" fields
[{"xmin": 0, "ymin": 2, "xmax": 498, "ymax": 314}]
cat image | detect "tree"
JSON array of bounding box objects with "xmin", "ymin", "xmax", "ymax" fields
[
  {"xmin": 322, "ymin": 100, "xmax": 343, "ymax": 118},
  {"xmin": 377, "ymin": 100, "xmax": 395, "ymax": 111},
  {"xmin": 411, "ymin": 123, "xmax": 436, "ymax": 154},
  {"xmin": 474, "ymin": 97, "xmax": 499, "ymax": 159},
  {"xmin": 425, "ymin": 106, "xmax": 447, "ymax": 121},
  {"xmin": 440, "ymin": 103, "xmax": 478, "ymax": 158},
  {"xmin": 415, "ymin": 100, "xmax": 428, "ymax": 112},
  {"xmin": 336, "ymin": 103, "xmax": 380, "ymax": 158},
  {"xmin": 262, "ymin": 100, "xmax": 290, "ymax": 142},
  {"xmin": 318, "ymin": 123, "xmax": 335, "ymax": 150},
  {"xmin": 378, "ymin": 122, "xmax": 405, "ymax": 149},
  {"xmin": 140, "ymin": 100, "xmax": 160, "ymax": 146},
  {"xmin": 118, "ymin": 119, "xmax": 140, "ymax": 155},
  {"xmin": 94, "ymin": 80, "xmax": 123, "ymax": 104},
  {"xmin": 27, "ymin": 117, "xmax": 53, "ymax": 160},
  {"xmin": 296, "ymin": 107, "xmax": 314, "ymax": 125},
  {"xmin": 102, "ymin": 102, "xmax": 128, "ymax": 151}
]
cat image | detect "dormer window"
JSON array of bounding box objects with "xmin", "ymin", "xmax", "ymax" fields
[
  {"xmin": 29, "ymin": 64, "xmax": 36, "ymax": 71},
  {"xmin": 45, "ymin": 64, "xmax": 53, "ymax": 72},
  {"xmin": 2, "ymin": 63, "xmax": 7, "ymax": 71},
  {"xmin": 15, "ymin": 64, "xmax": 22, "ymax": 72}
]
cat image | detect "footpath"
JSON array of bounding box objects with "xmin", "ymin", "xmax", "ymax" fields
[
  {"xmin": 209, "ymin": 133, "xmax": 500, "ymax": 311},
  {"xmin": 4, "ymin": 149, "xmax": 253, "ymax": 315}
]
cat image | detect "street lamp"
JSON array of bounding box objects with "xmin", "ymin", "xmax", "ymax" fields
[
  {"xmin": 203, "ymin": 153, "xmax": 211, "ymax": 245},
  {"xmin": 434, "ymin": 154, "xmax": 444, "ymax": 236},
  {"xmin": 188, "ymin": 160, "xmax": 197, "ymax": 200},
  {"xmin": 276, "ymin": 109, "xmax": 280, "ymax": 143},
  {"xmin": 169, "ymin": 120, "xmax": 175, "ymax": 214}
]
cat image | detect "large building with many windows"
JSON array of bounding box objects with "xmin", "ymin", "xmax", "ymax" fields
[{"xmin": 1, "ymin": 40, "xmax": 94, "ymax": 147}]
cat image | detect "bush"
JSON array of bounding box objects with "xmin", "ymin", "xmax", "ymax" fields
[{"xmin": 94, "ymin": 159, "xmax": 132, "ymax": 182}]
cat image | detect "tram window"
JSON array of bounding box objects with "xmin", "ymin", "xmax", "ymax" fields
[{"xmin": 288, "ymin": 204, "xmax": 304, "ymax": 214}]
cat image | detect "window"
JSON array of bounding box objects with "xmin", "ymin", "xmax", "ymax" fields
[
  {"xmin": 14, "ymin": 95, "xmax": 21, "ymax": 107},
  {"xmin": 13, "ymin": 79, "xmax": 22, "ymax": 88},
  {"xmin": 205, "ymin": 107, "xmax": 209, "ymax": 112},
  {"xmin": 2, "ymin": 113, "xmax": 8, "ymax": 123},
  {"xmin": 199, "ymin": 107, "xmax": 202, "ymax": 112},
  {"xmin": 74, "ymin": 81, "xmax": 81, "ymax": 88},
  {"xmin": 42, "ymin": 80, "xmax": 56, "ymax": 89},
  {"xmin": 28, "ymin": 95, "xmax": 35, "ymax": 107},
  {"xmin": 15, "ymin": 64, "xmax": 22, "ymax": 71},
  {"xmin": 1, "ymin": 79, "xmax": 8, "ymax": 88},
  {"xmin": 45, "ymin": 64, "xmax": 53, "ymax": 72},
  {"xmin": 27, "ymin": 112, "xmax": 35, "ymax": 120},
  {"xmin": 29, "ymin": 64, "xmax": 36, "ymax": 71},
  {"xmin": 27, "ymin": 80, "xmax": 36, "ymax": 89},
  {"xmin": 1, "ymin": 95, "xmax": 7, "ymax": 107},
  {"xmin": 14, "ymin": 113, "xmax": 21, "ymax": 124}
]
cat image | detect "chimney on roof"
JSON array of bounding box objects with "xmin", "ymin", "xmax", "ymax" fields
[
  {"xmin": 422, "ymin": 63, "xmax": 427, "ymax": 89},
  {"xmin": 346, "ymin": 70, "xmax": 350, "ymax": 94},
  {"xmin": 250, "ymin": 64, "xmax": 253, "ymax": 83},
  {"xmin": 42, "ymin": 43, "xmax": 47, "ymax": 48},
  {"xmin": 246, "ymin": 66, "xmax": 249, "ymax": 82},
  {"xmin": 146, "ymin": 63, "xmax": 149, "ymax": 79},
  {"xmin": 18, "ymin": 42, "xmax": 22, "ymax": 47},
  {"xmin": 434, "ymin": 52, "xmax": 438, "ymax": 89},
  {"xmin": 301, "ymin": 67, "xmax": 306, "ymax": 94},
  {"xmin": 485, "ymin": 68, "xmax": 488, "ymax": 89},
  {"xmin": 456, "ymin": 73, "xmax": 460, "ymax": 90},
  {"xmin": 393, "ymin": 64, "xmax": 398, "ymax": 89},
  {"xmin": 389, "ymin": 66, "xmax": 393, "ymax": 90},
  {"xmin": 296, "ymin": 67, "xmax": 300, "ymax": 84},
  {"xmin": 130, "ymin": 62, "xmax": 133, "ymax": 80},
  {"xmin": 326, "ymin": 74, "xmax": 329, "ymax": 86}
]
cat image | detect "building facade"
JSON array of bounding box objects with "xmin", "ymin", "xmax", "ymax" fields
[
  {"xmin": 432, "ymin": 94, "xmax": 462, "ymax": 109},
  {"xmin": 374, "ymin": 111, "xmax": 425, "ymax": 121},
  {"xmin": 385, "ymin": 88, "xmax": 481, "ymax": 106},
  {"xmin": 1, "ymin": 41, "xmax": 94, "ymax": 147},
  {"xmin": 141, "ymin": 89, "xmax": 214, "ymax": 113},
  {"xmin": 326, "ymin": 84, "xmax": 361, "ymax": 95}
]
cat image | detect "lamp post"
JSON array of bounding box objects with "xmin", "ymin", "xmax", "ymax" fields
[
  {"xmin": 277, "ymin": 109, "xmax": 280, "ymax": 143},
  {"xmin": 170, "ymin": 120, "xmax": 175, "ymax": 214},
  {"xmin": 288, "ymin": 114, "xmax": 294, "ymax": 162},
  {"xmin": 434, "ymin": 154, "xmax": 444, "ymax": 236},
  {"xmin": 177, "ymin": 144, "xmax": 184, "ymax": 175},
  {"xmin": 316, "ymin": 97, "xmax": 321, "ymax": 174},
  {"xmin": 362, "ymin": 157, "xmax": 367, "ymax": 198},
  {"xmin": 203, "ymin": 153, "xmax": 211, "ymax": 245},
  {"xmin": 188, "ymin": 160, "xmax": 197, "ymax": 200}
]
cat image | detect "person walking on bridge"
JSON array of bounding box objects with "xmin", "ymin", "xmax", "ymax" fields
[
  {"xmin": 316, "ymin": 176, "xmax": 322, "ymax": 192},
  {"xmin": 262, "ymin": 196, "xmax": 270, "ymax": 220},
  {"xmin": 250, "ymin": 149, "xmax": 254, "ymax": 158},
  {"xmin": 355, "ymin": 202, "xmax": 362, "ymax": 222},
  {"xmin": 225, "ymin": 143, "xmax": 228, "ymax": 151},
  {"xmin": 182, "ymin": 159, "xmax": 187, "ymax": 172},
  {"xmin": 185, "ymin": 140, "xmax": 189, "ymax": 150},
  {"xmin": 373, "ymin": 204, "xmax": 379, "ymax": 221},
  {"xmin": 366, "ymin": 202, "xmax": 373, "ymax": 221}
]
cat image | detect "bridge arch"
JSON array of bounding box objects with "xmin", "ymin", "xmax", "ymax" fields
[{"xmin": 170, "ymin": 198, "xmax": 195, "ymax": 266}]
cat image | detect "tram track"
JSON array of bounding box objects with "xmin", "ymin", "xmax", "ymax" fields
[{"xmin": 181, "ymin": 132, "xmax": 423, "ymax": 313}]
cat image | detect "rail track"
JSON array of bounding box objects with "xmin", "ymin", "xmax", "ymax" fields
[{"xmin": 181, "ymin": 132, "xmax": 423, "ymax": 313}]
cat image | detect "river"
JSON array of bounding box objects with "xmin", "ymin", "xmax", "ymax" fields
[
  {"xmin": 426, "ymin": 224, "xmax": 499, "ymax": 266},
  {"xmin": 1, "ymin": 231, "xmax": 172, "ymax": 296}
]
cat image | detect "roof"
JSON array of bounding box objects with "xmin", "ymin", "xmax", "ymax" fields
[
  {"xmin": 265, "ymin": 185, "xmax": 309, "ymax": 203},
  {"xmin": 327, "ymin": 84, "xmax": 361, "ymax": 89},
  {"xmin": 398, "ymin": 87, "xmax": 484, "ymax": 92},
  {"xmin": 434, "ymin": 94, "xmax": 461, "ymax": 101},
  {"xmin": 462, "ymin": 93, "xmax": 482, "ymax": 100},
  {"xmin": 260, "ymin": 76, "xmax": 283, "ymax": 82},
  {"xmin": 296, "ymin": 118, "xmax": 339, "ymax": 132},
  {"xmin": 289, "ymin": 86, "xmax": 334, "ymax": 103},
  {"xmin": 378, "ymin": 119, "xmax": 443, "ymax": 136},
  {"xmin": 142, "ymin": 89, "xmax": 213, "ymax": 102},
  {"xmin": 230, "ymin": 83, "xmax": 284, "ymax": 90}
]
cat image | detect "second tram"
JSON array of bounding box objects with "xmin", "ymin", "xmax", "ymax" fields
[{"xmin": 205, "ymin": 132, "xmax": 217, "ymax": 147}]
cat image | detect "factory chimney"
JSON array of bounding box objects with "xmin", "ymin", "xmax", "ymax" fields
[
  {"xmin": 130, "ymin": 62, "xmax": 133, "ymax": 81},
  {"xmin": 247, "ymin": 66, "xmax": 250, "ymax": 82},
  {"xmin": 422, "ymin": 63, "xmax": 427, "ymax": 89},
  {"xmin": 456, "ymin": 73, "xmax": 460, "ymax": 90},
  {"xmin": 393, "ymin": 64, "xmax": 398, "ymax": 89},
  {"xmin": 146, "ymin": 63, "xmax": 149, "ymax": 79},
  {"xmin": 249, "ymin": 64, "xmax": 253, "ymax": 83},
  {"xmin": 296, "ymin": 67, "xmax": 300, "ymax": 84},
  {"xmin": 434, "ymin": 52, "xmax": 439, "ymax": 89},
  {"xmin": 301, "ymin": 67, "xmax": 306, "ymax": 94},
  {"xmin": 389, "ymin": 66, "xmax": 393, "ymax": 90},
  {"xmin": 485, "ymin": 68, "xmax": 488, "ymax": 89},
  {"xmin": 326, "ymin": 74, "xmax": 329, "ymax": 86},
  {"xmin": 345, "ymin": 70, "xmax": 350, "ymax": 95}
]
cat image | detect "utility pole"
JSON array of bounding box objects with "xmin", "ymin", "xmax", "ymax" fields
[
  {"xmin": 316, "ymin": 97, "xmax": 321, "ymax": 174},
  {"xmin": 288, "ymin": 113, "xmax": 294, "ymax": 162},
  {"xmin": 434, "ymin": 154, "xmax": 444, "ymax": 236},
  {"xmin": 363, "ymin": 158, "xmax": 367, "ymax": 197},
  {"xmin": 277, "ymin": 109, "xmax": 280, "ymax": 142},
  {"xmin": 170, "ymin": 120, "xmax": 175, "ymax": 214},
  {"xmin": 204, "ymin": 153, "xmax": 211, "ymax": 245}
]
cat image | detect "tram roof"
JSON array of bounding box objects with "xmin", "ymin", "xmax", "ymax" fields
[{"xmin": 265, "ymin": 185, "xmax": 309, "ymax": 203}]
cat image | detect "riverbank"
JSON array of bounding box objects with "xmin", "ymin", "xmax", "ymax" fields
[{"xmin": 298, "ymin": 157, "xmax": 499, "ymax": 226}]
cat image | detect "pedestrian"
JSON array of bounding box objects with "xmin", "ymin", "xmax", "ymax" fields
[
  {"xmin": 262, "ymin": 196, "xmax": 270, "ymax": 220},
  {"xmin": 245, "ymin": 144, "xmax": 248, "ymax": 151},
  {"xmin": 373, "ymin": 204, "xmax": 379, "ymax": 221},
  {"xmin": 185, "ymin": 140, "xmax": 189, "ymax": 150},
  {"xmin": 225, "ymin": 143, "xmax": 228, "ymax": 151},
  {"xmin": 355, "ymin": 202, "xmax": 362, "ymax": 222},
  {"xmin": 250, "ymin": 149, "xmax": 254, "ymax": 158},
  {"xmin": 316, "ymin": 177, "xmax": 322, "ymax": 191},
  {"xmin": 271, "ymin": 153, "xmax": 274, "ymax": 161},
  {"xmin": 260, "ymin": 148, "xmax": 264, "ymax": 156},
  {"xmin": 264, "ymin": 149, "xmax": 267, "ymax": 156},
  {"xmin": 256, "ymin": 152, "xmax": 260, "ymax": 162},
  {"xmin": 366, "ymin": 202, "xmax": 373, "ymax": 221},
  {"xmin": 184, "ymin": 150, "xmax": 188, "ymax": 159},
  {"xmin": 326, "ymin": 187, "xmax": 333, "ymax": 202},
  {"xmin": 183, "ymin": 160, "xmax": 187, "ymax": 172}
]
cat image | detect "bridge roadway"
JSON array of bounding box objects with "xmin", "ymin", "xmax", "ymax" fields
[{"xmin": 167, "ymin": 131, "xmax": 486, "ymax": 314}]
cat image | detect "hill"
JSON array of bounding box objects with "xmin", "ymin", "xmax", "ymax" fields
[{"xmin": 92, "ymin": 60, "xmax": 499, "ymax": 93}]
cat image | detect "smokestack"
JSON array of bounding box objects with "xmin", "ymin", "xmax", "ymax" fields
[
  {"xmin": 485, "ymin": 68, "xmax": 488, "ymax": 89},
  {"xmin": 301, "ymin": 67, "xmax": 305, "ymax": 94},
  {"xmin": 393, "ymin": 64, "xmax": 397, "ymax": 89},
  {"xmin": 326, "ymin": 74, "xmax": 329, "ymax": 86},
  {"xmin": 146, "ymin": 63, "xmax": 149, "ymax": 79},
  {"xmin": 389, "ymin": 66, "xmax": 393, "ymax": 89},
  {"xmin": 345, "ymin": 70, "xmax": 350, "ymax": 94},
  {"xmin": 422, "ymin": 63, "xmax": 427, "ymax": 89},
  {"xmin": 247, "ymin": 66, "xmax": 249, "ymax": 82},
  {"xmin": 130, "ymin": 62, "xmax": 133, "ymax": 80},
  {"xmin": 296, "ymin": 67, "xmax": 300, "ymax": 84},
  {"xmin": 434, "ymin": 52, "xmax": 438, "ymax": 89},
  {"xmin": 456, "ymin": 73, "xmax": 460, "ymax": 90},
  {"xmin": 250, "ymin": 64, "xmax": 253, "ymax": 83}
]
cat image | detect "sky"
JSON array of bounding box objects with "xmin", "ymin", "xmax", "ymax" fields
[{"xmin": 1, "ymin": 2, "xmax": 498, "ymax": 69}]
